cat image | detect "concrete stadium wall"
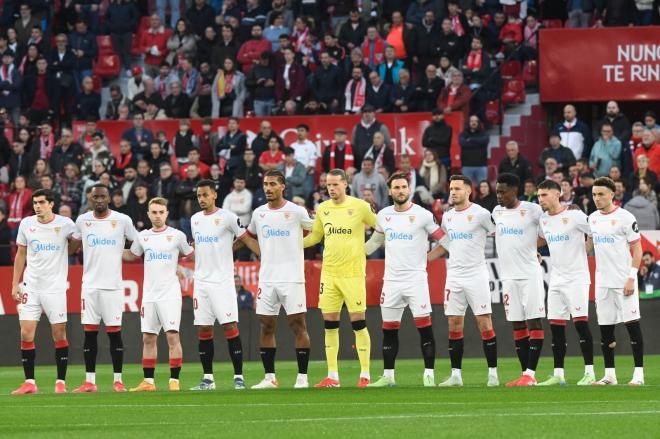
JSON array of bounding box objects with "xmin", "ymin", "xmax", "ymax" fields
[{"xmin": 0, "ymin": 298, "xmax": 658, "ymax": 366}]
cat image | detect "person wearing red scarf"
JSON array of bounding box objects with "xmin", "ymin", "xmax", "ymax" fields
[
  {"xmin": 7, "ymin": 175, "xmax": 32, "ymax": 238},
  {"xmin": 322, "ymin": 128, "xmax": 354, "ymax": 172}
]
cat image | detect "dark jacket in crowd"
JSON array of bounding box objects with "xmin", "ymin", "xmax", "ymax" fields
[
  {"xmin": 422, "ymin": 120, "xmax": 453, "ymax": 160},
  {"xmin": 105, "ymin": 0, "xmax": 140, "ymax": 34},
  {"xmin": 365, "ymin": 83, "xmax": 392, "ymax": 113},
  {"xmin": 69, "ymin": 29, "xmax": 98, "ymax": 71},
  {"xmin": 50, "ymin": 143, "xmax": 85, "ymax": 175},
  {"xmin": 309, "ymin": 63, "xmax": 343, "ymax": 105},
  {"xmin": 73, "ymin": 90, "xmax": 102, "ymax": 120},
  {"xmin": 498, "ymin": 154, "xmax": 534, "ymax": 189},
  {"xmin": 459, "ymin": 127, "xmax": 490, "ymax": 167}
]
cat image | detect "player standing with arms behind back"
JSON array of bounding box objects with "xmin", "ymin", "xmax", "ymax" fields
[
  {"xmin": 248, "ymin": 170, "xmax": 314, "ymax": 389},
  {"xmin": 11, "ymin": 189, "xmax": 77, "ymax": 394},
  {"xmin": 190, "ymin": 180, "xmax": 260, "ymax": 390},
  {"xmin": 493, "ymin": 173, "xmax": 546, "ymax": 387},
  {"xmin": 589, "ymin": 177, "xmax": 644, "ymax": 385},
  {"xmin": 123, "ymin": 198, "xmax": 194, "ymax": 392},
  {"xmin": 72, "ymin": 184, "xmax": 138, "ymax": 393},
  {"xmin": 429, "ymin": 175, "xmax": 499, "ymax": 387},
  {"xmin": 364, "ymin": 172, "xmax": 445, "ymax": 387},
  {"xmin": 303, "ymin": 169, "xmax": 377, "ymax": 388},
  {"xmin": 536, "ymin": 180, "xmax": 596, "ymax": 386}
]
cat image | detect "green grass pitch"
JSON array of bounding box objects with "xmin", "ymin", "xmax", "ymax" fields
[{"xmin": 1, "ymin": 356, "xmax": 658, "ymax": 438}]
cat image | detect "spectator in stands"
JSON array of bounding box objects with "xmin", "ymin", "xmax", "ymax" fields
[
  {"xmin": 238, "ymin": 24, "xmax": 272, "ymax": 74},
  {"xmin": 185, "ymin": 0, "xmax": 215, "ymax": 37},
  {"xmin": 390, "ymin": 68, "xmax": 416, "ymax": 113},
  {"xmin": 127, "ymin": 181, "xmax": 151, "ymax": 231},
  {"xmin": 127, "ymin": 67, "xmax": 148, "ymax": 101},
  {"xmin": 59, "ymin": 163, "xmax": 83, "ymax": 215},
  {"xmin": 7, "ymin": 174, "xmax": 32, "ymax": 239},
  {"xmin": 599, "ymin": 100, "xmax": 632, "ymax": 147},
  {"xmin": 250, "ymin": 120, "xmax": 282, "ymax": 160},
  {"xmin": 498, "ymin": 140, "xmax": 534, "ymax": 191},
  {"xmin": 630, "ymin": 154, "xmax": 658, "ymax": 193},
  {"xmin": 172, "ymin": 118, "xmax": 197, "ymax": 165},
  {"xmin": 558, "ymin": 180, "xmax": 576, "ymax": 205},
  {"xmin": 538, "ymin": 157, "xmax": 559, "ymax": 184},
  {"xmin": 112, "ymin": 139, "xmax": 137, "ymax": 178},
  {"xmin": 144, "ymin": 98, "xmax": 166, "ymax": 120},
  {"xmin": 590, "ymin": 122, "xmax": 622, "ymax": 177},
  {"xmin": 8, "ymin": 140, "xmax": 34, "ymax": 181},
  {"xmin": 152, "ymin": 162, "xmax": 180, "ymax": 223},
  {"xmin": 235, "ymin": 274, "xmax": 254, "ymax": 310},
  {"xmin": 108, "ymin": 189, "xmax": 128, "ymax": 216},
  {"xmin": 437, "ymin": 70, "xmax": 471, "ymax": 121},
  {"xmin": 277, "ymin": 146, "xmax": 306, "ymax": 199},
  {"xmin": 384, "ymin": 11, "xmax": 411, "ymax": 62},
  {"xmin": 148, "ymin": 142, "xmax": 170, "ymax": 176},
  {"xmin": 574, "ymin": 171, "xmax": 597, "ymax": 214},
  {"xmin": 343, "ymin": 47, "xmax": 369, "ymax": 82},
  {"xmin": 153, "ymin": 62, "xmax": 177, "ymax": 100},
  {"xmin": 521, "ymin": 179, "xmax": 539, "ymax": 203},
  {"xmin": 415, "ymin": 64, "xmax": 444, "ymax": 112},
  {"xmin": 566, "ymin": 0, "xmax": 595, "ymax": 28},
  {"xmin": 633, "ymin": 130, "xmax": 660, "ymax": 176},
  {"xmin": 639, "ymin": 251, "xmax": 660, "ymax": 290},
  {"xmin": 351, "ymin": 156, "xmax": 389, "ymax": 208},
  {"xmin": 595, "ymin": 0, "xmax": 635, "ymax": 26},
  {"xmin": 15, "ymin": 4, "xmax": 38, "ymax": 47},
  {"xmin": 498, "ymin": 13, "xmax": 522, "ymax": 58},
  {"xmin": 423, "ymin": 109, "xmax": 453, "ymax": 167},
  {"xmin": 625, "ymin": 180, "xmax": 660, "ymax": 230},
  {"xmin": 137, "ymin": 159, "xmax": 154, "ymax": 185},
  {"xmin": 361, "ymin": 25, "xmax": 386, "ymax": 70},
  {"xmin": 263, "ymin": 14, "xmax": 287, "ymax": 50},
  {"xmin": 175, "ymin": 164, "xmax": 201, "ymax": 238},
  {"xmin": 27, "ymin": 158, "xmax": 50, "ymax": 190},
  {"xmin": 196, "ymin": 26, "xmax": 218, "ymax": 66},
  {"xmin": 468, "ymin": 14, "xmax": 496, "ymax": 52},
  {"xmin": 211, "ymin": 57, "xmax": 246, "ymax": 117},
  {"xmin": 106, "ymin": 0, "xmax": 139, "ymax": 76},
  {"xmin": 539, "ymin": 132, "xmax": 577, "ymax": 172},
  {"xmin": 217, "ymin": 116, "xmax": 247, "ymax": 169},
  {"xmin": 0, "ymin": 51, "xmax": 22, "ymax": 125},
  {"xmin": 289, "ymin": 124, "xmax": 317, "ymax": 198},
  {"xmin": 351, "ymin": 106, "xmax": 392, "ymax": 169},
  {"xmin": 608, "ymin": 165, "xmax": 622, "ymax": 182},
  {"xmin": 105, "ymin": 85, "xmax": 130, "ymax": 121},
  {"xmin": 211, "ymin": 25, "xmax": 239, "ymax": 71},
  {"xmin": 459, "ymin": 115, "xmax": 490, "ymax": 184},
  {"xmin": 164, "ymin": 80, "xmax": 192, "ymax": 118},
  {"xmin": 613, "ymin": 179, "xmax": 632, "ymax": 207},
  {"xmin": 309, "ymin": 51, "xmax": 343, "ymax": 114},
  {"xmin": 73, "ymin": 76, "xmax": 101, "ymax": 121},
  {"xmin": 0, "ymin": 207, "xmax": 10, "ymax": 266},
  {"xmin": 365, "ymin": 70, "xmax": 391, "ymax": 113},
  {"xmin": 644, "ymin": 111, "xmax": 660, "ymax": 130},
  {"xmin": 437, "ymin": 54, "xmax": 459, "ymax": 87},
  {"xmin": 50, "ymin": 128, "xmax": 83, "ymax": 175},
  {"xmin": 194, "ymin": 118, "xmax": 218, "ymax": 166},
  {"xmin": 338, "ymin": 8, "xmax": 367, "ymax": 51},
  {"xmin": 119, "ymin": 166, "xmax": 139, "ymax": 204},
  {"xmin": 69, "ymin": 19, "xmax": 97, "ymax": 92},
  {"xmin": 247, "ymin": 52, "xmax": 277, "ymax": 117},
  {"xmin": 122, "ymin": 113, "xmax": 154, "ymax": 157},
  {"xmin": 322, "ymin": 128, "xmax": 353, "ymax": 173},
  {"xmin": 631, "ymin": 176, "xmax": 658, "ymax": 207},
  {"xmin": 343, "ymin": 65, "xmax": 366, "ymax": 115},
  {"xmin": 556, "ymin": 104, "xmax": 592, "ymax": 160},
  {"xmin": 179, "ymin": 148, "xmax": 210, "ymax": 179},
  {"xmin": 419, "ymin": 149, "xmax": 447, "ymax": 199},
  {"xmin": 475, "ymin": 179, "xmax": 497, "ymax": 212},
  {"xmin": 518, "ymin": 14, "xmax": 540, "ymax": 61},
  {"xmin": 23, "ymin": 57, "xmax": 54, "ymax": 124},
  {"xmin": 81, "ymin": 132, "xmax": 114, "ymax": 177},
  {"xmin": 166, "ymin": 19, "xmax": 196, "ymax": 68},
  {"xmin": 141, "ymin": 14, "xmax": 170, "ymax": 78},
  {"xmin": 259, "ymin": 136, "xmax": 285, "ymax": 171},
  {"xmin": 412, "ymin": 10, "xmax": 441, "ymax": 78},
  {"xmin": 236, "ymin": 149, "xmax": 262, "ymax": 196},
  {"xmin": 438, "ymin": 18, "xmax": 463, "ymax": 65},
  {"xmin": 223, "ymin": 174, "xmax": 253, "ymax": 227},
  {"xmin": 363, "ymin": 131, "xmax": 396, "ymax": 176},
  {"xmin": 179, "ymin": 56, "xmax": 200, "ymax": 98},
  {"xmin": 462, "ymin": 36, "xmax": 490, "ymax": 90},
  {"xmin": 275, "ymin": 47, "xmax": 306, "ymax": 110}
]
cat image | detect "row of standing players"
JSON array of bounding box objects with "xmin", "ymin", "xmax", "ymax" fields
[{"xmin": 9, "ymin": 168, "xmax": 644, "ymax": 394}]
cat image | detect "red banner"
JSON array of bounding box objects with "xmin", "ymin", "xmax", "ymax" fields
[
  {"xmin": 539, "ymin": 26, "xmax": 660, "ymax": 102},
  {"xmin": 73, "ymin": 112, "xmax": 464, "ymax": 169},
  {"xmin": 0, "ymin": 258, "xmax": 597, "ymax": 316}
]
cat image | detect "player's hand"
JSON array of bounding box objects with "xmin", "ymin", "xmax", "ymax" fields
[
  {"xmin": 623, "ymin": 277, "xmax": 635, "ymax": 296},
  {"xmin": 537, "ymin": 252, "xmax": 542, "ymax": 264},
  {"xmin": 11, "ymin": 284, "xmax": 21, "ymax": 302}
]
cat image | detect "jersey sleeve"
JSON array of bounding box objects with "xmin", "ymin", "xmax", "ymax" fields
[
  {"xmin": 178, "ymin": 231, "xmax": 194, "ymax": 256},
  {"xmin": 574, "ymin": 211, "xmax": 591, "ymax": 235},
  {"xmin": 64, "ymin": 218, "xmax": 76, "ymax": 238},
  {"xmin": 124, "ymin": 216, "xmax": 139, "ymax": 242},
  {"xmin": 624, "ymin": 212, "xmax": 641, "ymax": 243},
  {"xmin": 480, "ymin": 209, "xmax": 496, "ymax": 234},
  {"xmin": 247, "ymin": 212, "xmax": 257, "ymax": 237},
  {"xmin": 374, "ymin": 211, "xmax": 384, "ymax": 233},
  {"xmin": 424, "ymin": 211, "xmax": 444, "ymax": 240},
  {"xmin": 228, "ymin": 212, "xmax": 247, "ymax": 239},
  {"xmin": 72, "ymin": 217, "xmax": 82, "ymax": 240},
  {"xmin": 130, "ymin": 237, "xmax": 143, "ymax": 257},
  {"xmin": 16, "ymin": 220, "xmax": 27, "ymax": 247},
  {"xmin": 299, "ymin": 206, "xmax": 314, "ymax": 231},
  {"xmin": 303, "ymin": 211, "xmax": 324, "ymax": 247},
  {"xmin": 532, "ymin": 203, "xmax": 543, "ymax": 222},
  {"xmin": 362, "ymin": 200, "xmax": 377, "ymax": 228}
]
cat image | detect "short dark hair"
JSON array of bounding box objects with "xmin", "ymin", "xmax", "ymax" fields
[
  {"xmin": 228, "ymin": 116, "xmax": 240, "ymax": 124},
  {"xmin": 449, "ymin": 174, "xmax": 472, "ymax": 187},
  {"xmin": 593, "ymin": 176, "xmax": 616, "ymax": 192},
  {"xmin": 32, "ymin": 188, "xmax": 54, "ymax": 203},
  {"xmin": 496, "ymin": 173, "xmax": 520, "ymax": 189},
  {"xmin": 537, "ymin": 180, "xmax": 561, "ymax": 191},
  {"xmin": 387, "ymin": 172, "xmax": 409, "ymax": 188},
  {"xmin": 328, "ymin": 169, "xmax": 347, "ymax": 181},
  {"xmin": 282, "ymin": 146, "xmax": 295, "ymax": 156},
  {"xmin": 90, "ymin": 183, "xmax": 110, "ymax": 192},
  {"xmin": 643, "ymin": 250, "xmax": 654, "ymax": 258},
  {"xmin": 264, "ymin": 169, "xmax": 285, "ymax": 185},
  {"xmin": 196, "ymin": 179, "xmax": 217, "ymax": 192},
  {"xmin": 296, "ymin": 124, "xmax": 309, "ymax": 131}
]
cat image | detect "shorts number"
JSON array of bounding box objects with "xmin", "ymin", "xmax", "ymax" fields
[
  {"xmin": 193, "ymin": 298, "xmax": 198, "ymax": 310},
  {"xmin": 257, "ymin": 288, "xmax": 262, "ymax": 300},
  {"xmin": 445, "ymin": 289, "xmax": 450, "ymax": 303},
  {"xmin": 380, "ymin": 291, "xmax": 385, "ymax": 305},
  {"xmin": 81, "ymin": 298, "xmax": 85, "ymax": 310},
  {"xmin": 319, "ymin": 283, "xmax": 324, "ymax": 295},
  {"xmin": 140, "ymin": 307, "xmax": 144, "ymax": 318},
  {"xmin": 21, "ymin": 293, "xmax": 28, "ymax": 304},
  {"xmin": 503, "ymin": 294, "xmax": 509, "ymax": 306}
]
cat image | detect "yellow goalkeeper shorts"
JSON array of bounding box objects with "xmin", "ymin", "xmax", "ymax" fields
[{"xmin": 318, "ymin": 273, "xmax": 367, "ymax": 313}]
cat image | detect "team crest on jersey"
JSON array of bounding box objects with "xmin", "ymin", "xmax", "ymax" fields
[
  {"xmin": 29, "ymin": 227, "xmax": 36, "ymax": 232},
  {"xmin": 348, "ymin": 209, "xmax": 354, "ymax": 216},
  {"xmin": 259, "ymin": 213, "xmax": 265, "ymax": 218},
  {"xmin": 447, "ymin": 217, "xmax": 452, "ymax": 222},
  {"xmin": 284, "ymin": 212, "xmax": 291, "ymax": 220},
  {"xmin": 143, "ymin": 237, "xmax": 149, "ymax": 242},
  {"xmin": 323, "ymin": 211, "xmax": 329, "ymax": 216},
  {"xmin": 562, "ymin": 217, "xmax": 568, "ymax": 225},
  {"xmin": 54, "ymin": 226, "xmax": 61, "ymax": 235},
  {"xmin": 385, "ymin": 216, "xmax": 391, "ymax": 222},
  {"xmin": 85, "ymin": 221, "xmax": 92, "ymax": 227},
  {"xmin": 542, "ymin": 220, "xmax": 548, "ymax": 226},
  {"xmin": 408, "ymin": 215, "xmax": 416, "ymax": 223},
  {"xmin": 520, "ymin": 209, "xmax": 526, "ymax": 217},
  {"xmin": 215, "ymin": 218, "xmax": 221, "ymax": 226},
  {"xmin": 467, "ymin": 215, "xmax": 473, "ymax": 222},
  {"xmin": 611, "ymin": 220, "xmax": 617, "ymax": 226},
  {"xmin": 111, "ymin": 220, "xmax": 118, "ymax": 229},
  {"xmin": 166, "ymin": 235, "xmax": 173, "ymax": 242}
]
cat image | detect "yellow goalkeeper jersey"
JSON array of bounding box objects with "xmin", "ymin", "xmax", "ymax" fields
[{"xmin": 303, "ymin": 196, "xmax": 377, "ymax": 277}]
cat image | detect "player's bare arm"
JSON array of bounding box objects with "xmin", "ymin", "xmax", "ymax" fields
[
  {"xmin": 364, "ymin": 231, "xmax": 384, "ymax": 255},
  {"xmin": 11, "ymin": 245, "xmax": 26, "ymax": 301},
  {"xmin": 239, "ymin": 233, "xmax": 261, "ymax": 257},
  {"xmin": 427, "ymin": 243, "xmax": 447, "ymax": 261},
  {"xmin": 68, "ymin": 239, "xmax": 81, "ymax": 255},
  {"xmin": 585, "ymin": 235, "xmax": 594, "ymax": 254},
  {"xmin": 302, "ymin": 217, "xmax": 324, "ymax": 248},
  {"xmin": 625, "ymin": 240, "xmax": 643, "ymax": 296},
  {"xmin": 122, "ymin": 249, "xmax": 141, "ymax": 262}
]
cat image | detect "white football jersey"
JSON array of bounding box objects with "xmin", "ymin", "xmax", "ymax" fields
[
  {"xmin": 441, "ymin": 203, "xmax": 494, "ymax": 279},
  {"xmin": 375, "ymin": 204, "xmax": 442, "ymax": 282},
  {"xmin": 539, "ymin": 207, "xmax": 591, "ymax": 285},
  {"xmin": 130, "ymin": 227, "xmax": 194, "ymax": 302},
  {"xmin": 17, "ymin": 215, "xmax": 76, "ymax": 294},
  {"xmin": 74, "ymin": 210, "xmax": 138, "ymax": 290},
  {"xmin": 247, "ymin": 201, "xmax": 313, "ymax": 283},
  {"xmin": 588, "ymin": 207, "xmax": 640, "ymax": 288},
  {"xmin": 191, "ymin": 208, "xmax": 245, "ymax": 284},
  {"xmin": 492, "ymin": 201, "xmax": 543, "ymax": 280}
]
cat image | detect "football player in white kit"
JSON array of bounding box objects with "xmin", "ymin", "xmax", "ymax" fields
[
  {"xmin": 364, "ymin": 172, "xmax": 446, "ymax": 387},
  {"xmin": 493, "ymin": 173, "xmax": 546, "ymax": 387},
  {"xmin": 588, "ymin": 177, "xmax": 644, "ymax": 386},
  {"xmin": 430, "ymin": 175, "xmax": 500, "ymax": 387},
  {"xmin": 11, "ymin": 189, "xmax": 77, "ymax": 395},
  {"xmin": 123, "ymin": 197, "xmax": 194, "ymax": 392},
  {"xmin": 535, "ymin": 180, "xmax": 596, "ymax": 386},
  {"xmin": 72, "ymin": 184, "xmax": 138, "ymax": 393},
  {"xmin": 190, "ymin": 180, "xmax": 260, "ymax": 391},
  {"xmin": 248, "ymin": 170, "xmax": 314, "ymax": 389}
]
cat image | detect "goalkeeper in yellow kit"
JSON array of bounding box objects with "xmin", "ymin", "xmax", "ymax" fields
[{"xmin": 304, "ymin": 169, "xmax": 376, "ymax": 388}]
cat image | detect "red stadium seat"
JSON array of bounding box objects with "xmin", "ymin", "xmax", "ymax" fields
[
  {"xmin": 522, "ymin": 60, "xmax": 537, "ymax": 86},
  {"xmin": 485, "ymin": 100, "xmax": 501, "ymax": 125},
  {"xmin": 93, "ymin": 54, "xmax": 121, "ymax": 79},
  {"xmin": 542, "ymin": 19, "xmax": 564, "ymax": 28},
  {"xmin": 500, "ymin": 60, "xmax": 522, "ymax": 80},
  {"xmin": 92, "ymin": 75, "xmax": 102, "ymax": 92},
  {"xmin": 97, "ymin": 35, "xmax": 115, "ymax": 56},
  {"xmin": 501, "ymin": 79, "xmax": 526, "ymax": 105}
]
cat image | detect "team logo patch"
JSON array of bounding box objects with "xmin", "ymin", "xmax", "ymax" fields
[
  {"xmin": 467, "ymin": 215, "xmax": 473, "ymax": 222},
  {"xmin": 284, "ymin": 213, "xmax": 291, "ymax": 220},
  {"xmin": 385, "ymin": 216, "xmax": 391, "ymax": 222},
  {"xmin": 323, "ymin": 211, "xmax": 329, "ymax": 216},
  {"xmin": 348, "ymin": 209, "xmax": 354, "ymax": 216},
  {"xmin": 169, "ymin": 321, "xmax": 175, "ymax": 325},
  {"xmin": 143, "ymin": 237, "xmax": 149, "ymax": 242},
  {"xmin": 408, "ymin": 215, "xmax": 416, "ymax": 223},
  {"xmin": 447, "ymin": 217, "xmax": 452, "ymax": 222},
  {"xmin": 591, "ymin": 220, "xmax": 596, "ymax": 225},
  {"xmin": 194, "ymin": 221, "xmax": 199, "ymax": 225},
  {"xmin": 54, "ymin": 226, "xmax": 61, "ymax": 235},
  {"xmin": 215, "ymin": 218, "xmax": 221, "ymax": 226},
  {"xmin": 356, "ymin": 300, "xmax": 362, "ymax": 306},
  {"xmin": 632, "ymin": 221, "xmax": 639, "ymax": 233},
  {"xmin": 259, "ymin": 213, "xmax": 265, "ymax": 218},
  {"xmin": 111, "ymin": 220, "xmax": 118, "ymax": 229},
  {"xmin": 611, "ymin": 220, "xmax": 617, "ymax": 226},
  {"xmin": 575, "ymin": 306, "xmax": 582, "ymax": 311},
  {"xmin": 562, "ymin": 217, "xmax": 568, "ymax": 225},
  {"xmin": 520, "ymin": 209, "xmax": 526, "ymax": 217},
  {"xmin": 543, "ymin": 220, "xmax": 548, "ymax": 226},
  {"xmin": 166, "ymin": 235, "xmax": 173, "ymax": 242},
  {"xmin": 29, "ymin": 227, "xmax": 36, "ymax": 233},
  {"xmin": 85, "ymin": 222, "xmax": 92, "ymax": 227},
  {"xmin": 421, "ymin": 304, "xmax": 427, "ymax": 309}
]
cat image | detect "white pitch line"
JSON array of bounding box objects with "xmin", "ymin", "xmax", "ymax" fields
[
  {"xmin": 19, "ymin": 410, "xmax": 660, "ymax": 429},
  {"xmin": 4, "ymin": 400, "xmax": 659, "ymax": 409}
]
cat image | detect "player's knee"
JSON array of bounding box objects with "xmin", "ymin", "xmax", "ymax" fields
[
  {"xmin": 198, "ymin": 326, "xmax": 214, "ymax": 340},
  {"xmin": 324, "ymin": 320, "xmax": 340, "ymax": 330},
  {"xmin": 223, "ymin": 324, "xmax": 240, "ymax": 339},
  {"xmin": 106, "ymin": 325, "xmax": 122, "ymax": 334},
  {"xmin": 476, "ymin": 315, "xmax": 493, "ymax": 332},
  {"xmin": 51, "ymin": 325, "xmax": 67, "ymax": 342},
  {"xmin": 446, "ymin": 316, "xmax": 462, "ymax": 332},
  {"xmin": 20, "ymin": 328, "xmax": 35, "ymax": 343},
  {"xmin": 526, "ymin": 319, "xmax": 543, "ymax": 330},
  {"xmin": 260, "ymin": 318, "xmax": 277, "ymax": 336},
  {"xmin": 351, "ymin": 320, "xmax": 367, "ymax": 331},
  {"xmin": 165, "ymin": 331, "xmax": 180, "ymax": 346},
  {"xmin": 288, "ymin": 318, "xmax": 307, "ymax": 336},
  {"xmin": 143, "ymin": 333, "xmax": 157, "ymax": 346}
]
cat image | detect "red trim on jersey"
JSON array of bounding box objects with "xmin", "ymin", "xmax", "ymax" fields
[
  {"xmin": 481, "ymin": 329, "xmax": 496, "ymax": 340},
  {"xmin": 92, "ymin": 210, "xmax": 112, "ymax": 220},
  {"xmin": 37, "ymin": 214, "xmax": 56, "ymax": 225},
  {"xmin": 16, "ymin": 243, "xmax": 26, "ymax": 247},
  {"xmin": 415, "ymin": 316, "xmax": 432, "ymax": 328},
  {"xmin": 599, "ymin": 206, "xmax": 619, "ymax": 215},
  {"xmin": 628, "ymin": 239, "xmax": 640, "ymax": 246},
  {"xmin": 246, "ymin": 230, "xmax": 257, "ymax": 238},
  {"xmin": 142, "ymin": 358, "xmax": 157, "ymax": 368},
  {"xmin": 454, "ymin": 202, "xmax": 472, "ymax": 212},
  {"xmin": 548, "ymin": 206, "xmax": 568, "ymax": 217},
  {"xmin": 382, "ymin": 321, "xmax": 401, "ymax": 330},
  {"xmin": 198, "ymin": 330, "xmax": 214, "ymax": 340},
  {"xmin": 54, "ymin": 340, "xmax": 69, "ymax": 349},
  {"xmin": 267, "ymin": 200, "xmax": 288, "ymax": 210},
  {"xmin": 181, "ymin": 248, "xmax": 195, "ymax": 258},
  {"xmin": 84, "ymin": 324, "xmax": 100, "ymax": 332},
  {"xmin": 129, "ymin": 250, "xmax": 142, "ymax": 258},
  {"xmin": 393, "ymin": 202, "xmax": 414, "ymax": 213},
  {"xmin": 20, "ymin": 341, "xmax": 35, "ymax": 350},
  {"xmin": 203, "ymin": 207, "xmax": 219, "ymax": 216},
  {"xmin": 70, "ymin": 236, "xmax": 82, "ymax": 241},
  {"xmin": 151, "ymin": 226, "xmax": 168, "ymax": 233},
  {"xmin": 236, "ymin": 230, "xmax": 249, "ymax": 241},
  {"xmin": 529, "ymin": 329, "xmax": 544, "ymax": 340},
  {"xmin": 106, "ymin": 325, "xmax": 121, "ymax": 333},
  {"xmin": 549, "ymin": 319, "xmax": 567, "ymax": 326},
  {"xmin": 448, "ymin": 331, "xmax": 464, "ymax": 340},
  {"xmin": 572, "ymin": 316, "xmax": 589, "ymax": 323},
  {"xmin": 430, "ymin": 227, "xmax": 445, "ymax": 240},
  {"xmin": 169, "ymin": 357, "xmax": 183, "ymax": 368},
  {"xmin": 513, "ymin": 328, "xmax": 529, "ymax": 340},
  {"xmin": 224, "ymin": 327, "xmax": 240, "ymax": 339}
]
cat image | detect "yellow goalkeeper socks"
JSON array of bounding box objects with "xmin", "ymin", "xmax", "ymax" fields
[
  {"xmin": 352, "ymin": 321, "xmax": 371, "ymax": 375},
  {"xmin": 324, "ymin": 326, "xmax": 340, "ymax": 377}
]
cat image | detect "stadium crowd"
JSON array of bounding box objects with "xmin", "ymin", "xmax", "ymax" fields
[{"xmin": 0, "ymin": 0, "xmax": 660, "ymax": 263}]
